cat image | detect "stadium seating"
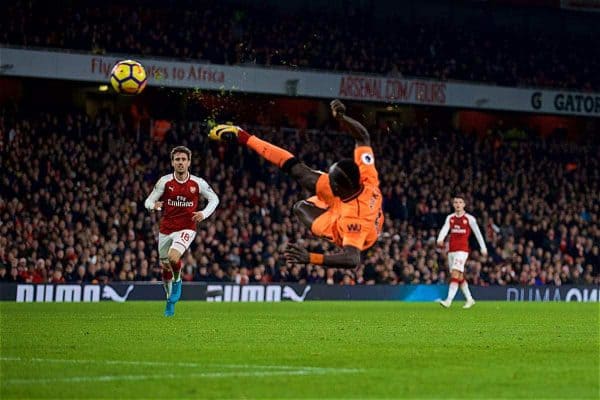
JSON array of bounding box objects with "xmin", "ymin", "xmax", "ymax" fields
[
  {"xmin": 1, "ymin": 110, "xmax": 597, "ymax": 286},
  {"xmin": 1, "ymin": 0, "xmax": 598, "ymax": 90}
]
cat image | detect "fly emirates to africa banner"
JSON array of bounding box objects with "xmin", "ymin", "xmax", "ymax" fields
[{"xmin": 1, "ymin": 47, "xmax": 598, "ymax": 117}]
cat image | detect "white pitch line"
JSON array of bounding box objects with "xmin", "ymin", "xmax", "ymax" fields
[
  {"xmin": 1, "ymin": 370, "xmax": 323, "ymax": 385},
  {"xmin": 0, "ymin": 356, "xmax": 207, "ymax": 369},
  {"xmin": 214, "ymin": 364, "xmax": 362, "ymax": 373},
  {"xmin": 0, "ymin": 356, "xmax": 364, "ymax": 376}
]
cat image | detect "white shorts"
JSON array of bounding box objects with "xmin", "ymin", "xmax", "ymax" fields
[
  {"xmin": 448, "ymin": 251, "xmax": 469, "ymax": 273},
  {"xmin": 158, "ymin": 229, "xmax": 196, "ymax": 263}
]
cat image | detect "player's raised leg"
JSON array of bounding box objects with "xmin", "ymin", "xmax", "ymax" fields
[
  {"xmin": 162, "ymin": 263, "xmax": 174, "ymax": 299},
  {"xmin": 166, "ymin": 229, "xmax": 196, "ymax": 307},
  {"xmin": 158, "ymin": 233, "xmax": 174, "ymax": 298},
  {"xmin": 209, "ymin": 125, "xmax": 321, "ymax": 194},
  {"xmin": 168, "ymin": 248, "xmax": 183, "ymax": 304},
  {"xmin": 158, "ymin": 233, "xmax": 176, "ymax": 316},
  {"xmin": 210, "ymin": 124, "xmax": 294, "ymax": 167},
  {"xmin": 163, "ymin": 273, "xmax": 175, "ymax": 316}
]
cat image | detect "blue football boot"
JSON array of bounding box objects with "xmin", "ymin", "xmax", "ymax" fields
[
  {"xmin": 164, "ymin": 300, "xmax": 175, "ymax": 317},
  {"xmin": 169, "ymin": 279, "xmax": 182, "ymax": 303}
]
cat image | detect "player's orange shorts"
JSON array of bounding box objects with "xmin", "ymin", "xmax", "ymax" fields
[
  {"xmin": 306, "ymin": 194, "xmax": 337, "ymax": 243},
  {"xmin": 310, "ymin": 205, "xmax": 380, "ymax": 250}
]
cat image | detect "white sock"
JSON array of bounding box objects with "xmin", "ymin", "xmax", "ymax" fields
[
  {"xmin": 163, "ymin": 280, "xmax": 173, "ymax": 299},
  {"xmin": 460, "ymin": 281, "xmax": 473, "ymax": 301},
  {"xmin": 172, "ymin": 261, "xmax": 182, "ymax": 282},
  {"xmin": 446, "ymin": 281, "xmax": 459, "ymax": 302}
]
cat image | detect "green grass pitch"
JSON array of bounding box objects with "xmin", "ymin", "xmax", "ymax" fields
[{"xmin": 1, "ymin": 301, "xmax": 598, "ymax": 399}]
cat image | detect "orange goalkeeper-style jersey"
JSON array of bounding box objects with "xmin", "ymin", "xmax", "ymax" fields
[{"xmin": 311, "ymin": 146, "xmax": 384, "ymax": 251}]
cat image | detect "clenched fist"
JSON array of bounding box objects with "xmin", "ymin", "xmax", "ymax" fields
[{"xmin": 330, "ymin": 99, "xmax": 346, "ymax": 119}]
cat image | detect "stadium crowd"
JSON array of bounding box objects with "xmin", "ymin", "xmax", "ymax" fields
[
  {"xmin": 1, "ymin": 1, "xmax": 598, "ymax": 91},
  {"xmin": 1, "ymin": 109, "xmax": 598, "ymax": 286}
]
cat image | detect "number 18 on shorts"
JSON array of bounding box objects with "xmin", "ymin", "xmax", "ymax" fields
[{"xmin": 158, "ymin": 229, "xmax": 197, "ymax": 260}]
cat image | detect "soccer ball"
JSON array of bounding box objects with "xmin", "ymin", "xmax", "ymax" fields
[{"xmin": 110, "ymin": 60, "xmax": 147, "ymax": 95}]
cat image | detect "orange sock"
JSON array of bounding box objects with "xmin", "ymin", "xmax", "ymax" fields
[{"xmin": 246, "ymin": 136, "xmax": 294, "ymax": 168}]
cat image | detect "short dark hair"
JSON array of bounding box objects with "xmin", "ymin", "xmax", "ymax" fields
[
  {"xmin": 453, "ymin": 193, "xmax": 466, "ymax": 201},
  {"xmin": 170, "ymin": 146, "xmax": 191, "ymax": 160}
]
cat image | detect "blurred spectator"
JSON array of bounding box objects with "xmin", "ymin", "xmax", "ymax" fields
[
  {"xmin": 1, "ymin": 108, "xmax": 598, "ymax": 286},
  {"xmin": 1, "ymin": 1, "xmax": 598, "ymax": 90}
]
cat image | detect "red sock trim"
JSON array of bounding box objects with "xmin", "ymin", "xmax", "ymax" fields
[
  {"xmin": 450, "ymin": 278, "xmax": 461, "ymax": 284},
  {"xmin": 162, "ymin": 269, "xmax": 173, "ymax": 281},
  {"xmin": 172, "ymin": 260, "xmax": 182, "ymax": 273},
  {"xmin": 237, "ymin": 129, "xmax": 251, "ymax": 145}
]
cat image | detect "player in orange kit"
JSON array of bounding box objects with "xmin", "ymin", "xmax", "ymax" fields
[{"xmin": 209, "ymin": 99, "xmax": 383, "ymax": 267}]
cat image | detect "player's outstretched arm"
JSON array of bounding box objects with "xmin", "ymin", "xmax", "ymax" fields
[
  {"xmin": 285, "ymin": 243, "xmax": 361, "ymax": 268},
  {"xmin": 331, "ymin": 99, "xmax": 370, "ymax": 147}
]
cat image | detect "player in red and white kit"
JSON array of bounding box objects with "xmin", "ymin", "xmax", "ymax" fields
[
  {"xmin": 437, "ymin": 194, "xmax": 487, "ymax": 309},
  {"xmin": 144, "ymin": 146, "xmax": 219, "ymax": 316}
]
